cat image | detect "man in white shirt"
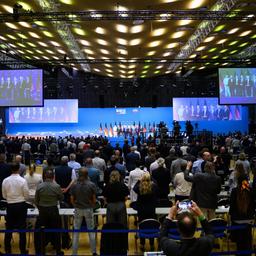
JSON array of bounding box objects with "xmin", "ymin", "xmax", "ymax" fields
[
  {"xmin": 68, "ymin": 153, "xmax": 81, "ymax": 177},
  {"xmin": 128, "ymin": 161, "xmax": 148, "ymax": 203},
  {"xmin": 92, "ymin": 150, "xmax": 106, "ymax": 186},
  {"xmin": 2, "ymin": 162, "xmax": 29, "ymax": 254},
  {"xmin": 21, "ymin": 139, "xmax": 31, "ymax": 165}
]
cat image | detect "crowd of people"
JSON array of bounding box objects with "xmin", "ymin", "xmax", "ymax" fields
[{"xmin": 0, "ymin": 132, "xmax": 256, "ymax": 255}]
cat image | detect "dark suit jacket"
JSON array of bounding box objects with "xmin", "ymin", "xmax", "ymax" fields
[
  {"xmin": 125, "ymin": 152, "xmax": 139, "ymax": 172},
  {"xmin": 160, "ymin": 218, "xmax": 214, "ymax": 256}
]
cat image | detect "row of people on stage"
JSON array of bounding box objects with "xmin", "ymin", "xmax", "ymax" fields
[
  {"xmin": 176, "ymin": 104, "xmax": 240, "ymax": 121},
  {"xmin": 220, "ymin": 73, "xmax": 256, "ymax": 98},
  {"xmin": 0, "ymin": 75, "xmax": 41, "ymax": 101},
  {"xmin": 99, "ymin": 122, "xmax": 157, "ymax": 137}
]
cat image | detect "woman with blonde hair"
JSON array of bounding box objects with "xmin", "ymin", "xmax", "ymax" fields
[
  {"xmin": 134, "ymin": 172, "xmax": 158, "ymax": 251},
  {"xmin": 103, "ymin": 170, "xmax": 129, "ymax": 227}
]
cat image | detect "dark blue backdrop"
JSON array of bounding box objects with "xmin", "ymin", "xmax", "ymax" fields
[{"xmin": 5, "ymin": 106, "xmax": 248, "ymax": 137}]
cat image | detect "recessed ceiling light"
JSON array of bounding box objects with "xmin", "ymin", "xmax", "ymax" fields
[
  {"xmin": 17, "ymin": 33, "xmax": 27, "ymax": 39},
  {"xmin": 152, "ymin": 28, "xmax": 166, "ymax": 37},
  {"xmin": 156, "ymin": 65, "xmax": 163, "ymax": 69},
  {"xmin": 204, "ymin": 36, "xmax": 215, "ymax": 42},
  {"xmin": 188, "ymin": 0, "xmax": 206, "ymax": 9},
  {"xmin": 2, "ymin": 4, "xmax": 13, "ymax": 13},
  {"xmin": 148, "ymin": 41, "xmax": 161, "ymax": 47},
  {"xmin": 163, "ymin": 52, "xmax": 172, "ymax": 57},
  {"xmin": 239, "ymin": 42, "xmax": 249, "ymax": 47},
  {"xmin": 106, "ymin": 69, "xmax": 113, "ymax": 73},
  {"xmin": 42, "ymin": 31, "xmax": 53, "ymax": 37},
  {"xmin": 36, "ymin": 49, "xmax": 43, "ymax": 54},
  {"xmin": 214, "ymin": 24, "xmax": 225, "ymax": 32},
  {"xmin": 229, "ymin": 41, "xmax": 238, "ymax": 46},
  {"xmin": 7, "ymin": 34, "xmax": 16, "ymax": 40},
  {"xmin": 95, "ymin": 27, "xmax": 105, "ymax": 34},
  {"xmin": 94, "ymin": 68, "xmax": 100, "ymax": 72},
  {"xmin": 97, "ymin": 39, "xmax": 108, "ymax": 46},
  {"xmin": 100, "ymin": 49, "xmax": 109, "ymax": 55},
  {"xmin": 104, "ymin": 64, "xmax": 112, "ymax": 68},
  {"xmin": 17, "ymin": 43, "xmax": 26, "ymax": 48},
  {"xmin": 57, "ymin": 49, "xmax": 66, "ymax": 54},
  {"xmin": 220, "ymin": 49, "xmax": 228, "ymax": 53},
  {"xmin": 117, "ymin": 38, "xmax": 128, "ymax": 45},
  {"xmin": 130, "ymin": 39, "xmax": 141, "ymax": 46},
  {"xmin": 6, "ymin": 23, "xmax": 18, "ymax": 29},
  {"xmin": 80, "ymin": 40, "xmax": 90, "ymax": 46},
  {"xmin": 172, "ymin": 31, "xmax": 185, "ymax": 39},
  {"xmin": 19, "ymin": 22, "xmax": 31, "ymax": 28},
  {"xmin": 208, "ymin": 47, "xmax": 217, "ymax": 52},
  {"xmin": 118, "ymin": 49, "xmax": 128, "ymax": 55},
  {"xmin": 27, "ymin": 42, "xmax": 36, "ymax": 47},
  {"xmin": 46, "ymin": 49, "xmax": 54, "ymax": 54},
  {"xmin": 42, "ymin": 56, "xmax": 50, "ymax": 60},
  {"xmin": 84, "ymin": 49, "xmax": 94, "ymax": 55},
  {"xmin": 131, "ymin": 25, "xmax": 144, "ymax": 33},
  {"xmin": 73, "ymin": 28, "xmax": 86, "ymax": 36},
  {"xmin": 239, "ymin": 30, "xmax": 252, "ymax": 37},
  {"xmin": 178, "ymin": 20, "xmax": 192, "ymax": 26},
  {"xmin": 29, "ymin": 32, "xmax": 40, "ymax": 39},
  {"xmin": 196, "ymin": 46, "xmax": 206, "ymax": 51},
  {"xmin": 198, "ymin": 66, "xmax": 205, "ymax": 70},
  {"xmin": 166, "ymin": 42, "xmax": 178, "ymax": 48},
  {"xmin": 228, "ymin": 28, "xmax": 239, "ymax": 34},
  {"xmin": 50, "ymin": 41, "xmax": 61, "ymax": 47},
  {"xmin": 59, "ymin": 0, "xmax": 73, "ymax": 4},
  {"xmin": 147, "ymin": 51, "xmax": 156, "ymax": 56},
  {"xmin": 38, "ymin": 42, "xmax": 47, "ymax": 47},
  {"xmin": 0, "ymin": 36, "xmax": 6, "ymax": 41},
  {"xmin": 217, "ymin": 39, "xmax": 227, "ymax": 44},
  {"xmin": 116, "ymin": 24, "xmax": 128, "ymax": 33}
]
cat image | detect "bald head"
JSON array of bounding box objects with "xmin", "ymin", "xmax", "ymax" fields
[{"xmin": 15, "ymin": 155, "xmax": 22, "ymax": 163}]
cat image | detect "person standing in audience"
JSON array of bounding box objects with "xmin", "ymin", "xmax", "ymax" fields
[
  {"xmin": 85, "ymin": 158, "xmax": 101, "ymax": 195},
  {"xmin": 55, "ymin": 156, "xmax": 76, "ymax": 205},
  {"xmin": 21, "ymin": 139, "xmax": 31, "ymax": 165},
  {"xmin": 229, "ymin": 175, "xmax": 255, "ymax": 256},
  {"xmin": 133, "ymin": 173, "xmax": 158, "ymax": 251},
  {"xmin": 15, "ymin": 154, "xmax": 27, "ymax": 177},
  {"xmin": 173, "ymin": 162, "xmax": 192, "ymax": 202},
  {"xmin": 24, "ymin": 164, "xmax": 42, "ymax": 204},
  {"xmin": 228, "ymin": 162, "xmax": 247, "ymax": 193},
  {"xmin": 235, "ymin": 152, "xmax": 251, "ymax": 176},
  {"xmin": 151, "ymin": 158, "xmax": 171, "ymax": 205},
  {"xmin": 184, "ymin": 161, "xmax": 221, "ymax": 220},
  {"xmin": 128, "ymin": 161, "xmax": 148, "ymax": 204},
  {"xmin": 34, "ymin": 169, "xmax": 64, "ymax": 255},
  {"xmin": 68, "ymin": 153, "xmax": 81, "ymax": 177},
  {"xmin": 145, "ymin": 147, "xmax": 157, "ymax": 171},
  {"xmin": 0, "ymin": 153, "xmax": 11, "ymax": 201},
  {"xmin": 2, "ymin": 162, "xmax": 29, "ymax": 254},
  {"xmin": 126, "ymin": 146, "xmax": 140, "ymax": 172},
  {"xmin": 103, "ymin": 171, "xmax": 129, "ymax": 227},
  {"xmin": 170, "ymin": 150, "xmax": 187, "ymax": 181},
  {"xmin": 165, "ymin": 148, "xmax": 177, "ymax": 170},
  {"xmin": 92, "ymin": 149, "xmax": 106, "ymax": 188},
  {"xmin": 70, "ymin": 167, "xmax": 97, "ymax": 256}
]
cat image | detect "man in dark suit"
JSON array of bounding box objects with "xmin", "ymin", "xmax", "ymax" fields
[
  {"xmin": 215, "ymin": 105, "xmax": 223, "ymax": 120},
  {"xmin": 160, "ymin": 201, "xmax": 214, "ymax": 256},
  {"xmin": 125, "ymin": 146, "xmax": 140, "ymax": 172},
  {"xmin": 54, "ymin": 156, "xmax": 76, "ymax": 205},
  {"xmin": 0, "ymin": 153, "xmax": 11, "ymax": 201}
]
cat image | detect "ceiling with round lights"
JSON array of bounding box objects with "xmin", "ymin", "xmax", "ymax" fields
[{"xmin": 0, "ymin": 0, "xmax": 255, "ymax": 78}]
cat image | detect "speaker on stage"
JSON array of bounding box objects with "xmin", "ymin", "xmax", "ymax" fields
[
  {"xmin": 99, "ymin": 95, "xmax": 105, "ymax": 108},
  {"xmin": 152, "ymin": 94, "xmax": 157, "ymax": 108}
]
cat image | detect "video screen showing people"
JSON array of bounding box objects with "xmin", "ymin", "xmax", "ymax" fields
[
  {"xmin": 173, "ymin": 98, "xmax": 242, "ymax": 121},
  {"xmin": 0, "ymin": 69, "xmax": 43, "ymax": 107},
  {"xmin": 9, "ymin": 99, "xmax": 78, "ymax": 123},
  {"xmin": 219, "ymin": 68, "xmax": 256, "ymax": 104}
]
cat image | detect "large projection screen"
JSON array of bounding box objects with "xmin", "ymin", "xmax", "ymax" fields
[
  {"xmin": 0, "ymin": 69, "xmax": 43, "ymax": 107},
  {"xmin": 218, "ymin": 67, "xmax": 256, "ymax": 104},
  {"xmin": 9, "ymin": 99, "xmax": 78, "ymax": 123},
  {"xmin": 173, "ymin": 97, "xmax": 242, "ymax": 121}
]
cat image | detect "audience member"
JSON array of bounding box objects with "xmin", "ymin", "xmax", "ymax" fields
[
  {"xmin": 173, "ymin": 162, "xmax": 192, "ymax": 202},
  {"xmin": 126, "ymin": 146, "xmax": 140, "ymax": 172},
  {"xmin": 15, "ymin": 154, "xmax": 27, "ymax": 177},
  {"xmin": 34, "ymin": 169, "xmax": 64, "ymax": 255},
  {"xmin": 160, "ymin": 201, "xmax": 214, "ymax": 255},
  {"xmin": 85, "ymin": 158, "xmax": 101, "ymax": 195},
  {"xmin": 134, "ymin": 173, "xmax": 158, "ymax": 251},
  {"xmin": 229, "ymin": 175, "xmax": 255, "ymax": 256},
  {"xmin": 24, "ymin": 164, "xmax": 43, "ymax": 204},
  {"xmin": 68, "ymin": 153, "xmax": 81, "ymax": 174},
  {"xmin": 103, "ymin": 171, "xmax": 129, "ymax": 227},
  {"xmin": 2, "ymin": 162, "xmax": 29, "ymax": 254},
  {"xmin": 70, "ymin": 167, "xmax": 97, "ymax": 256},
  {"xmin": 185, "ymin": 161, "xmax": 221, "ymax": 220},
  {"xmin": 151, "ymin": 157, "xmax": 171, "ymax": 205},
  {"xmin": 170, "ymin": 150, "xmax": 187, "ymax": 181},
  {"xmin": 128, "ymin": 161, "xmax": 148, "ymax": 203},
  {"xmin": 0, "ymin": 153, "xmax": 11, "ymax": 200},
  {"xmin": 235, "ymin": 152, "xmax": 251, "ymax": 176},
  {"xmin": 92, "ymin": 150, "xmax": 106, "ymax": 187}
]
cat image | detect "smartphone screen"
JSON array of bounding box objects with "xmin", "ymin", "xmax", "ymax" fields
[{"xmin": 178, "ymin": 201, "xmax": 192, "ymax": 210}]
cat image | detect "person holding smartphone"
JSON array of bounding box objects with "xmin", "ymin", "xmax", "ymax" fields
[{"xmin": 160, "ymin": 201, "xmax": 215, "ymax": 256}]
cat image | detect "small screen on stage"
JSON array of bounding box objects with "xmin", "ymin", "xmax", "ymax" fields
[
  {"xmin": 173, "ymin": 98, "xmax": 242, "ymax": 121},
  {"xmin": 0, "ymin": 69, "xmax": 43, "ymax": 107},
  {"xmin": 218, "ymin": 68, "xmax": 256, "ymax": 104},
  {"xmin": 9, "ymin": 99, "xmax": 78, "ymax": 123}
]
